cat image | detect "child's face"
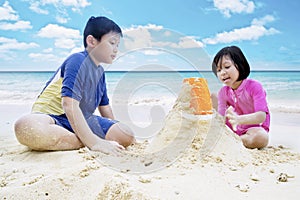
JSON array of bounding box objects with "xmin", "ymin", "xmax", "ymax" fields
[
  {"xmin": 90, "ymin": 32, "xmax": 121, "ymax": 65},
  {"xmin": 216, "ymin": 55, "xmax": 241, "ymax": 89}
]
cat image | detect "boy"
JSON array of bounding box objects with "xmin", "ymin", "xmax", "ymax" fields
[{"xmin": 14, "ymin": 16, "xmax": 135, "ymax": 155}]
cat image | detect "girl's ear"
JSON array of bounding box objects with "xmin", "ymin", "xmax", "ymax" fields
[{"xmin": 86, "ymin": 35, "xmax": 98, "ymax": 47}]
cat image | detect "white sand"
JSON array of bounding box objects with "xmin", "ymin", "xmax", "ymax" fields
[{"xmin": 1, "ymin": 88, "xmax": 300, "ymax": 199}]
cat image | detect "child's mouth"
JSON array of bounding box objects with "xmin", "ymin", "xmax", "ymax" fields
[{"xmin": 223, "ymin": 77, "xmax": 230, "ymax": 82}]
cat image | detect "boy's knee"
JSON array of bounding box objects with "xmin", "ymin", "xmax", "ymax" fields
[
  {"xmin": 14, "ymin": 116, "xmax": 30, "ymax": 143},
  {"xmin": 14, "ymin": 115, "xmax": 44, "ymax": 149},
  {"xmin": 106, "ymin": 123, "xmax": 135, "ymax": 147},
  {"xmin": 117, "ymin": 124, "xmax": 135, "ymax": 147}
]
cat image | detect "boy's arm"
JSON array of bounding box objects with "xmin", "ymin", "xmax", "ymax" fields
[
  {"xmin": 62, "ymin": 97, "xmax": 124, "ymax": 154},
  {"xmin": 98, "ymin": 105, "xmax": 114, "ymax": 119}
]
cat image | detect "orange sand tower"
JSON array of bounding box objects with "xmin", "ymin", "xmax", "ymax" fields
[{"xmin": 183, "ymin": 77, "xmax": 213, "ymax": 115}]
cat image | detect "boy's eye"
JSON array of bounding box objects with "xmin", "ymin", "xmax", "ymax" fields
[{"xmin": 109, "ymin": 39, "xmax": 117, "ymax": 44}]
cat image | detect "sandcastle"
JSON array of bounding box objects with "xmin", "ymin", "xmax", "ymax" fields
[
  {"xmin": 96, "ymin": 77, "xmax": 250, "ymax": 173},
  {"xmin": 183, "ymin": 77, "xmax": 213, "ymax": 115}
]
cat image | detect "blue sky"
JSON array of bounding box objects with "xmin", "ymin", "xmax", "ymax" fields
[{"xmin": 0, "ymin": 0, "xmax": 299, "ymax": 71}]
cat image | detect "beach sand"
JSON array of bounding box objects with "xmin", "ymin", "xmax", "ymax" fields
[{"xmin": 1, "ymin": 88, "xmax": 300, "ymax": 199}]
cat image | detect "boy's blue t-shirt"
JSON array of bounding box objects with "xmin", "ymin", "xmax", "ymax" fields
[{"xmin": 32, "ymin": 50, "xmax": 109, "ymax": 118}]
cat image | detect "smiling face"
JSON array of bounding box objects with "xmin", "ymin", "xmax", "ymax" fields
[
  {"xmin": 216, "ymin": 55, "xmax": 242, "ymax": 89},
  {"xmin": 87, "ymin": 31, "xmax": 121, "ymax": 65}
]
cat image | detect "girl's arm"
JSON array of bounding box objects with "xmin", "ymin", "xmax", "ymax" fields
[
  {"xmin": 226, "ymin": 80, "xmax": 269, "ymax": 130},
  {"xmin": 234, "ymin": 111, "xmax": 266, "ymax": 125},
  {"xmin": 226, "ymin": 106, "xmax": 266, "ymax": 131},
  {"xmin": 63, "ymin": 97, "xmax": 124, "ymax": 154}
]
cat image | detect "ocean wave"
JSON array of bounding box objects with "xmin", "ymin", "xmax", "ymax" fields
[
  {"xmin": 0, "ymin": 90, "xmax": 37, "ymax": 105},
  {"xmin": 269, "ymin": 102, "xmax": 300, "ymax": 113}
]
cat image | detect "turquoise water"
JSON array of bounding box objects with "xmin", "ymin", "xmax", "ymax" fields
[{"xmin": 0, "ymin": 71, "xmax": 300, "ymax": 112}]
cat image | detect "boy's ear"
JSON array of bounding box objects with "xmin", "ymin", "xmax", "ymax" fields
[{"xmin": 86, "ymin": 35, "xmax": 98, "ymax": 47}]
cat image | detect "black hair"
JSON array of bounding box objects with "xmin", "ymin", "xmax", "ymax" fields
[
  {"xmin": 211, "ymin": 46, "xmax": 250, "ymax": 81},
  {"xmin": 83, "ymin": 16, "xmax": 123, "ymax": 48}
]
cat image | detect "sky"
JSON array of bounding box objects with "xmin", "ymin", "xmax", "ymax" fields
[{"xmin": 0, "ymin": 0, "xmax": 299, "ymax": 71}]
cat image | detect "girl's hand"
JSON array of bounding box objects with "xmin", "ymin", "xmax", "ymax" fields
[
  {"xmin": 225, "ymin": 106, "xmax": 239, "ymax": 131},
  {"xmin": 90, "ymin": 140, "xmax": 125, "ymax": 156}
]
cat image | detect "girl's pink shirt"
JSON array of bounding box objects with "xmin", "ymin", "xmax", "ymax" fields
[{"xmin": 218, "ymin": 78, "xmax": 270, "ymax": 135}]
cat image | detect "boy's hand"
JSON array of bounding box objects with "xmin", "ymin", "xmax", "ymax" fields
[
  {"xmin": 225, "ymin": 106, "xmax": 239, "ymax": 131},
  {"xmin": 91, "ymin": 140, "xmax": 125, "ymax": 156}
]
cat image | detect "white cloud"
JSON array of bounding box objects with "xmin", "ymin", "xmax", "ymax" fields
[
  {"xmin": 213, "ymin": 0, "xmax": 255, "ymax": 17},
  {"xmin": 0, "ymin": 20, "xmax": 32, "ymax": 30},
  {"xmin": 61, "ymin": 0, "xmax": 91, "ymax": 8},
  {"xmin": 33, "ymin": 0, "xmax": 91, "ymax": 10},
  {"xmin": 69, "ymin": 46, "xmax": 84, "ymax": 54},
  {"xmin": 28, "ymin": 0, "xmax": 91, "ymax": 22},
  {"xmin": 25, "ymin": 0, "xmax": 91, "ymax": 24},
  {"xmin": 251, "ymin": 14, "xmax": 275, "ymax": 26},
  {"xmin": 101, "ymin": 7, "xmax": 113, "ymax": 16},
  {"xmin": 29, "ymin": 48, "xmax": 80, "ymax": 64},
  {"xmin": 122, "ymin": 24, "xmax": 204, "ymax": 51},
  {"xmin": 123, "ymin": 24, "xmax": 164, "ymax": 33},
  {"xmin": 119, "ymin": 24, "xmax": 208, "ymax": 71},
  {"xmin": 56, "ymin": 16, "xmax": 69, "ymax": 24},
  {"xmin": 37, "ymin": 24, "xmax": 81, "ymax": 39},
  {"xmin": 28, "ymin": 52, "xmax": 63, "ymax": 63},
  {"xmin": 0, "ymin": 37, "xmax": 39, "ymax": 52},
  {"xmin": 279, "ymin": 46, "xmax": 288, "ymax": 51},
  {"xmin": 171, "ymin": 36, "xmax": 204, "ymax": 48},
  {"xmin": 37, "ymin": 24, "xmax": 81, "ymax": 49},
  {"xmin": 28, "ymin": 1, "xmax": 49, "ymax": 14},
  {"xmin": 123, "ymin": 25, "xmax": 154, "ymax": 50},
  {"xmin": 0, "ymin": 1, "xmax": 32, "ymax": 31},
  {"xmin": 0, "ymin": 1, "xmax": 19, "ymax": 21},
  {"xmin": 43, "ymin": 48, "xmax": 53, "ymax": 53},
  {"xmin": 202, "ymin": 15, "xmax": 280, "ymax": 45},
  {"xmin": 54, "ymin": 38, "xmax": 76, "ymax": 49}
]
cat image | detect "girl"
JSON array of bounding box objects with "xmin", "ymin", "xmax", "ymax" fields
[{"xmin": 211, "ymin": 46, "xmax": 270, "ymax": 149}]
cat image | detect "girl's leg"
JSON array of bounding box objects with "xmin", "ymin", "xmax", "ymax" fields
[
  {"xmin": 240, "ymin": 127, "xmax": 269, "ymax": 149},
  {"xmin": 14, "ymin": 114, "xmax": 83, "ymax": 151},
  {"xmin": 105, "ymin": 122, "xmax": 135, "ymax": 147}
]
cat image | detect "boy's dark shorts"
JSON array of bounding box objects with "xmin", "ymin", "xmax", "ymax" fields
[{"xmin": 49, "ymin": 114, "xmax": 117, "ymax": 139}]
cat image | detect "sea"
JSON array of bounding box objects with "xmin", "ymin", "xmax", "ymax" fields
[{"xmin": 1, "ymin": 71, "xmax": 300, "ymax": 113}]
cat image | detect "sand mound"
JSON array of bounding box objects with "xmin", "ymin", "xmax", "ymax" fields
[{"xmin": 94, "ymin": 81, "xmax": 252, "ymax": 173}]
